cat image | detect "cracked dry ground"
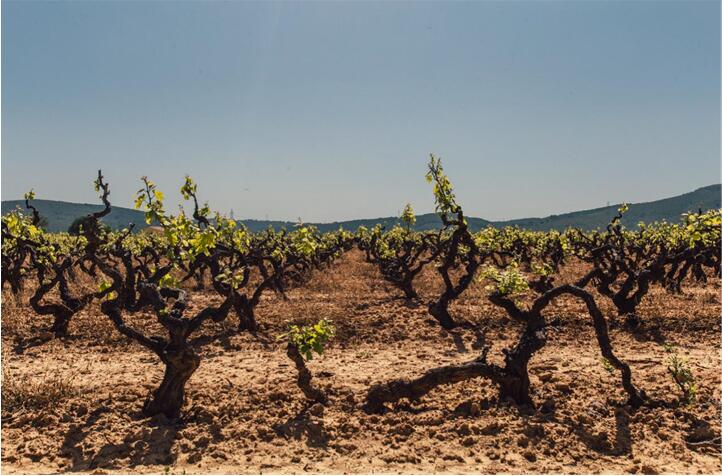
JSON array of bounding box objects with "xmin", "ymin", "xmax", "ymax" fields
[{"xmin": 2, "ymin": 250, "xmax": 721, "ymax": 474}]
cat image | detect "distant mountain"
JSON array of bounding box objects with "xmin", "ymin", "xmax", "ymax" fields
[
  {"xmin": 2, "ymin": 184, "xmax": 719, "ymax": 233},
  {"xmin": 1, "ymin": 200, "xmax": 149, "ymax": 232},
  {"xmin": 494, "ymin": 184, "xmax": 721, "ymax": 231}
]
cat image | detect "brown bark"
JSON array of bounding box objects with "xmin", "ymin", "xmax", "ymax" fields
[
  {"xmin": 143, "ymin": 346, "xmax": 200, "ymax": 419},
  {"xmin": 287, "ymin": 342, "xmax": 327, "ymax": 404},
  {"xmin": 498, "ymin": 323, "xmax": 546, "ymax": 404},
  {"xmin": 364, "ymin": 349, "xmax": 499, "ymax": 413}
]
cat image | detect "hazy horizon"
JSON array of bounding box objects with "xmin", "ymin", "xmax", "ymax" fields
[
  {"xmin": 2, "ymin": 1, "xmax": 720, "ymax": 222},
  {"xmin": 2, "ymin": 182, "xmax": 719, "ymax": 226}
]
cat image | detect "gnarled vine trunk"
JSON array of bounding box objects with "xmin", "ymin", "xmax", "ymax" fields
[
  {"xmin": 498, "ymin": 322, "xmax": 546, "ymax": 405},
  {"xmin": 428, "ymin": 299, "xmax": 457, "ymax": 330},
  {"xmin": 365, "ymin": 284, "xmax": 645, "ymax": 413},
  {"xmin": 234, "ymin": 295, "xmax": 258, "ymax": 331},
  {"xmin": 400, "ymin": 277, "xmax": 418, "ymax": 300},
  {"xmin": 364, "ymin": 348, "xmax": 498, "ymax": 413},
  {"xmin": 286, "ymin": 342, "xmax": 327, "ymax": 404},
  {"xmin": 143, "ymin": 345, "xmax": 200, "ymax": 419},
  {"xmin": 50, "ymin": 310, "xmax": 73, "ymax": 337}
]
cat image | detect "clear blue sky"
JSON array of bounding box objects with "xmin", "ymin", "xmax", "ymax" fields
[{"xmin": 2, "ymin": 0, "xmax": 719, "ymax": 222}]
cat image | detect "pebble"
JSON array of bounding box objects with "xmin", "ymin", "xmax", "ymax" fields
[
  {"xmin": 309, "ymin": 403, "xmax": 324, "ymax": 417},
  {"xmin": 538, "ymin": 372, "xmax": 554, "ymax": 383}
]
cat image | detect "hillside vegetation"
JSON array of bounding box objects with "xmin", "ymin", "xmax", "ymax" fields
[{"xmin": 2, "ymin": 184, "xmax": 719, "ymax": 233}]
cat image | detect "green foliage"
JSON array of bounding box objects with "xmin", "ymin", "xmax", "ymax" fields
[
  {"xmin": 531, "ymin": 261, "xmax": 554, "ymax": 277},
  {"xmin": 682, "ymin": 209, "xmax": 721, "ymax": 247},
  {"xmin": 3, "ymin": 211, "xmax": 41, "ymax": 241},
  {"xmin": 478, "ymin": 263, "xmax": 530, "ymax": 296},
  {"xmin": 98, "ymin": 280, "xmax": 117, "ymax": 300},
  {"xmin": 286, "ymin": 319, "xmax": 336, "ymax": 361},
  {"xmin": 667, "ymin": 353, "xmax": 696, "ymax": 405},
  {"xmin": 180, "ymin": 175, "xmax": 211, "ymax": 221},
  {"xmin": 180, "ymin": 176, "xmax": 198, "ymax": 200},
  {"xmin": 291, "ymin": 226, "xmax": 318, "ymax": 257},
  {"xmin": 134, "ymin": 176, "xmax": 166, "ymax": 226},
  {"xmin": 188, "ymin": 228, "xmax": 217, "ymax": 257},
  {"xmin": 425, "ymin": 154, "xmax": 462, "ymax": 221},
  {"xmin": 600, "ymin": 358, "xmax": 615, "ymax": 374},
  {"xmin": 400, "ymin": 203, "xmax": 416, "ymax": 230},
  {"xmin": 231, "ymin": 228, "xmax": 251, "ymax": 254},
  {"xmin": 215, "ymin": 268, "xmax": 247, "ymax": 290},
  {"xmin": 93, "ymin": 175, "xmax": 104, "ymax": 193},
  {"xmin": 158, "ymin": 270, "xmax": 180, "ymax": 289}
]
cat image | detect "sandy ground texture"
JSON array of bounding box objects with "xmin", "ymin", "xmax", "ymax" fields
[{"xmin": 1, "ymin": 250, "xmax": 721, "ymax": 474}]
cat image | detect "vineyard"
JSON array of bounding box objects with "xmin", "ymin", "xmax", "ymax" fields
[{"xmin": 1, "ymin": 157, "xmax": 720, "ymax": 474}]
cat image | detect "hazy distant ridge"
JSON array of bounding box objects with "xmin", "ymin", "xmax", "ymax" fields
[{"xmin": 2, "ymin": 184, "xmax": 719, "ymax": 233}]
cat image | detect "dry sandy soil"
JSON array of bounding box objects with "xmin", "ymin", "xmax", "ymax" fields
[{"xmin": 1, "ymin": 250, "xmax": 721, "ymax": 474}]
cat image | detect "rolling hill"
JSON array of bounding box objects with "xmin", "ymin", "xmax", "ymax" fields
[{"xmin": 2, "ymin": 184, "xmax": 719, "ymax": 233}]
